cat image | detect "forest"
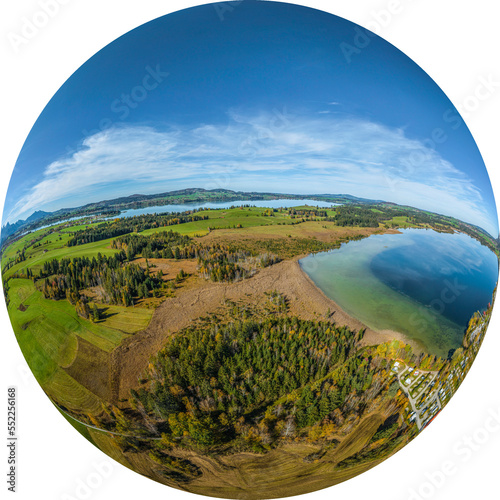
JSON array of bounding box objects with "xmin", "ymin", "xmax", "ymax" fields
[
  {"xmin": 286, "ymin": 208, "xmax": 329, "ymax": 218},
  {"xmin": 109, "ymin": 315, "xmax": 408, "ymax": 453},
  {"xmin": 125, "ymin": 316, "xmax": 358, "ymax": 447},
  {"xmin": 40, "ymin": 251, "xmax": 161, "ymax": 307},
  {"xmin": 64, "ymin": 307, "xmax": 424, "ymax": 472},
  {"xmin": 111, "ymin": 230, "xmax": 194, "ymax": 260},
  {"xmin": 332, "ymin": 206, "xmax": 381, "ymax": 227}
]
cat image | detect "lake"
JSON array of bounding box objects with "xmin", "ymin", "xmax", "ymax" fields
[
  {"xmin": 114, "ymin": 199, "xmax": 338, "ymax": 218},
  {"xmin": 300, "ymin": 229, "xmax": 499, "ymax": 357},
  {"xmin": 25, "ymin": 199, "xmax": 338, "ymax": 235}
]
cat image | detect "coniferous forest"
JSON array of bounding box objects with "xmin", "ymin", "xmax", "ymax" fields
[{"xmin": 130, "ymin": 317, "xmax": 362, "ymax": 449}]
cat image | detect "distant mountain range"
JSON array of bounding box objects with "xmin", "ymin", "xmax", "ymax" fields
[{"xmin": 1, "ymin": 210, "xmax": 51, "ymax": 242}]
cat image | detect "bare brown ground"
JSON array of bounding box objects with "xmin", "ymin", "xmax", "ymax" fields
[
  {"xmin": 85, "ymin": 409, "xmax": 400, "ymax": 499},
  {"xmin": 111, "ymin": 256, "xmax": 417, "ymax": 402},
  {"xmin": 135, "ymin": 257, "xmax": 198, "ymax": 280},
  {"xmin": 196, "ymin": 222, "xmax": 400, "ymax": 246}
]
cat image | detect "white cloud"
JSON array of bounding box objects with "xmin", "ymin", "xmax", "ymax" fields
[{"xmin": 6, "ymin": 113, "xmax": 497, "ymax": 235}]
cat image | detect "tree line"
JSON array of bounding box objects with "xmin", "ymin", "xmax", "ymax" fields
[
  {"xmin": 40, "ymin": 251, "xmax": 162, "ymax": 307},
  {"xmin": 36, "ymin": 229, "xmax": 283, "ymax": 315},
  {"xmin": 332, "ymin": 206, "xmax": 380, "ymax": 227},
  {"xmin": 287, "ymin": 208, "xmax": 329, "ymax": 218},
  {"xmin": 111, "ymin": 230, "xmax": 194, "ymax": 260},
  {"xmin": 67, "ymin": 212, "xmax": 208, "ymax": 246}
]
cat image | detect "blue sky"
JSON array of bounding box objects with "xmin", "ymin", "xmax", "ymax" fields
[{"xmin": 3, "ymin": 1, "xmax": 498, "ymax": 236}]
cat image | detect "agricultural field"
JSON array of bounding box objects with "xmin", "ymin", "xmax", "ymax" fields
[{"xmin": 7, "ymin": 278, "xmax": 124, "ymax": 414}]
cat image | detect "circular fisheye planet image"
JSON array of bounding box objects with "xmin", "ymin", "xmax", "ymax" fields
[{"xmin": 2, "ymin": 2, "xmax": 499, "ymax": 498}]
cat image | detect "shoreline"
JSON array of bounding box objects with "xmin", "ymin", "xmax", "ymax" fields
[
  {"xmin": 113, "ymin": 256, "xmax": 424, "ymax": 400},
  {"xmin": 293, "ymin": 258, "xmax": 424, "ymax": 354}
]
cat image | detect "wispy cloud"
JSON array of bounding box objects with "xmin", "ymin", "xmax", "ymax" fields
[{"xmin": 6, "ymin": 112, "xmax": 497, "ymax": 235}]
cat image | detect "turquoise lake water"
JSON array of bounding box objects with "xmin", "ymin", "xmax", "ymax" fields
[{"xmin": 300, "ymin": 229, "xmax": 499, "ymax": 357}]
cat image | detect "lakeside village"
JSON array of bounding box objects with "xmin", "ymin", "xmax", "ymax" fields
[{"xmin": 391, "ymin": 309, "xmax": 490, "ymax": 430}]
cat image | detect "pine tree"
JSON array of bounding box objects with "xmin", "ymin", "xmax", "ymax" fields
[{"xmin": 92, "ymin": 303, "xmax": 100, "ymax": 322}]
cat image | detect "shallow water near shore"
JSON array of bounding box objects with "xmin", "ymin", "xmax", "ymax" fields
[{"xmin": 300, "ymin": 229, "xmax": 499, "ymax": 357}]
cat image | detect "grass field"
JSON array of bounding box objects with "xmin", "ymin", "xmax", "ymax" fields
[
  {"xmin": 2, "ymin": 214, "xmax": 168, "ymax": 413},
  {"xmin": 59, "ymin": 223, "xmax": 95, "ymax": 233},
  {"xmin": 385, "ymin": 215, "xmax": 419, "ymax": 228},
  {"xmin": 1, "ymin": 226, "xmax": 54, "ymax": 269},
  {"xmin": 139, "ymin": 207, "xmax": 296, "ymax": 237},
  {"xmin": 2, "ymin": 206, "xmax": 374, "ymax": 279},
  {"xmin": 8, "ymin": 279, "xmax": 128, "ymax": 353},
  {"xmin": 2, "ymin": 207, "xmax": 299, "ymax": 276},
  {"xmin": 6, "ymin": 279, "xmax": 131, "ymax": 413},
  {"xmin": 3, "ymin": 236, "xmax": 119, "ymax": 281},
  {"xmin": 138, "ymin": 206, "xmax": 340, "ymax": 237},
  {"xmin": 98, "ymin": 305, "xmax": 153, "ymax": 334},
  {"xmin": 44, "ymin": 369, "xmax": 103, "ymax": 414}
]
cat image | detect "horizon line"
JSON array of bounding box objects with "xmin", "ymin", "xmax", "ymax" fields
[{"xmin": 2, "ymin": 187, "xmax": 498, "ymax": 240}]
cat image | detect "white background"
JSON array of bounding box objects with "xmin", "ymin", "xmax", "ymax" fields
[{"xmin": 1, "ymin": 1, "xmax": 499, "ymax": 499}]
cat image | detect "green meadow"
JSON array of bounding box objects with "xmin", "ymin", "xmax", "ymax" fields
[
  {"xmin": 7, "ymin": 278, "xmax": 132, "ymax": 414},
  {"xmin": 3, "ymin": 233, "xmax": 119, "ymax": 280}
]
